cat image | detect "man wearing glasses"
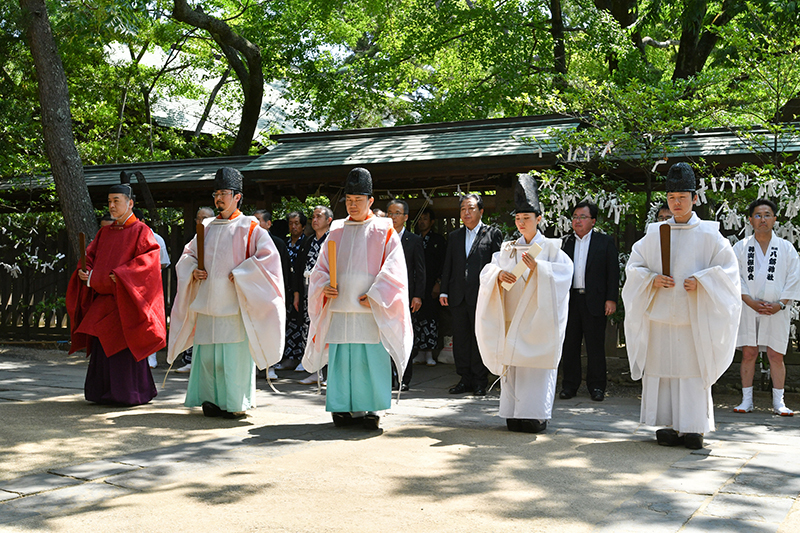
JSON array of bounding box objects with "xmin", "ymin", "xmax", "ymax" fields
[
  {"xmin": 733, "ymin": 199, "xmax": 800, "ymax": 416},
  {"xmin": 168, "ymin": 167, "xmax": 286, "ymax": 419},
  {"xmin": 559, "ymin": 201, "xmax": 620, "ymax": 402},
  {"xmin": 656, "ymin": 203, "xmax": 672, "ymax": 223},
  {"xmin": 387, "ymin": 199, "xmax": 426, "ymax": 391}
]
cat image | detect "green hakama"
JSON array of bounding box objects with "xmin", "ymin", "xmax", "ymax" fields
[
  {"xmin": 326, "ymin": 342, "xmax": 392, "ymax": 413},
  {"xmin": 185, "ymin": 339, "xmax": 256, "ymax": 412}
]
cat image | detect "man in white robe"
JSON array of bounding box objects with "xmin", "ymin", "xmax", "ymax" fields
[
  {"xmin": 733, "ymin": 198, "xmax": 800, "ymax": 416},
  {"xmin": 476, "ymin": 174, "xmax": 573, "ymax": 433},
  {"xmin": 623, "ymin": 163, "xmax": 741, "ymax": 449},
  {"xmin": 302, "ymin": 167, "xmax": 412, "ymax": 430},
  {"xmin": 168, "ymin": 167, "xmax": 285, "ymax": 419}
]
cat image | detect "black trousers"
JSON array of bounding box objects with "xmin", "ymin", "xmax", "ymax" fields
[
  {"xmin": 450, "ymin": 302, "xmax": 488, "ymax": 389},
  {"xmin": 560, "ymin": 291, "xmax": 607, "ymax": 392}
]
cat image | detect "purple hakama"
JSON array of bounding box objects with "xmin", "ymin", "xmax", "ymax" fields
[{"xmin": 84, "ymin": 338, "xmax": 157, "ymax": 406}]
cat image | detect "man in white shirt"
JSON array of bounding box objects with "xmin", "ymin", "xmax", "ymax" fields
[
  {"xmin": 559, "ymin": 201, "xmax": 619, "ymax": 401},
  {"xmin": 439, "ymin": 194, "xmax": 503, "ymax": 396}
]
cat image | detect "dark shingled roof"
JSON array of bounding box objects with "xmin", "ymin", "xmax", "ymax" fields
[
  {"xmin": 5, "ymin": 116, "xmax": 800, "ymax": 209},
  {"xmin": 241, "ymin": 115, "xmax": 579, "ymax": 191}
]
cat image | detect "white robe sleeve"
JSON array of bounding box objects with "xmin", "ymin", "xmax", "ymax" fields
[
  {"xmin": 167, "ymin": 238, "xmax": 200, "ymax": 364},
  {"xmin": 233, "ymin": 226, "xmax": 286, "ymax": 370},
  {"xmin": 622, "ymin": 234, "xmax": 659, "ymax": 382},
  {"xmin": 301, "ymin": 227, "xmax": 336, "ymax": 373},
  {"xmin": 365, "ymin": 230, "xmax": 413, "ymax": 379},
  {"xmin": 476, "ymin": 239, "xmax": 573, "ymax": 375},
  {"xmin": 687, "ymin": 238, "xmax": 741, "ymax": 388}
]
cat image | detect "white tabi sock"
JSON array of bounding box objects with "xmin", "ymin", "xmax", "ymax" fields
[
  {"xmin": 734, "ymin": 386, "xmax": 754, "ymax": 413},
  {"xmin": 773, "ymin": 388, "xmax": 794, "ymax": 416}
]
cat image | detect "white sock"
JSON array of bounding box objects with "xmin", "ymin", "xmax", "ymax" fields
[
  {"xmin": 735, "ymin": 387, "xmax": 753, "ymax": 412},
  {"xmin": 773, "ymin": 388, "xmax": 792, "ymax": 414}
]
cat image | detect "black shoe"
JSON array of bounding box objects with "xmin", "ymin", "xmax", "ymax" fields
[
  {"xmin": 473, "ymin": 387, "xmax": 487, "ymax": 396},
  {"xmin": 506, "ymin": 419, "xmax": 522, "ymax": 432},
  {"xmin": 362, "ymin": 414, "xmax": 380, "ymax": 430},
  {"xmin": 656, "ymin": 428, "xmax": 684, "ymax": 447},
  {"xmin": 519, "ymin": 419, "xmax": 547, "ymax": 434},
  {"xmin": 202, "ymin": 401, "xmax": 223, "ymax": 417},
  {"xmin": 684, "ymin": 433, "xmax": 704, "ymax": 449},
  {"xmin": 559, "ymin": 389, "xmax": 576, "ymax": 399},
  {"xmin": 400, "ymin": 383, "xmax": 410, "ymax": 392},
  {"xmin": 332, "ymin": 412, "xmax": 355, "ymax": 427},
  {"xmin": 590, "ymin": 389, "xmax": 605, "ymax": 402},
  {"xmin": 222, "ymin": 411, "xmax": 246, "ymax": 420},
  {"xmin": 332, "ymin": 412, "xmax": 365, "ymax": 427},
  {"xmin": 449, "ymin": 382, "xmax": 471, "ymax": 394}
]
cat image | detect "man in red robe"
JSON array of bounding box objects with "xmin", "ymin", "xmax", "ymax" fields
[{"xmin": 66, "ymin": 175, "xmax": 166, "ymax": 405}]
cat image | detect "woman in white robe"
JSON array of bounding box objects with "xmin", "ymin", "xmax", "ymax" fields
[
  {"xmin": 475, "ymin": 174, "xmax": 573, "ymax": 433},
  {"xmin": 733, "ymin": 199, "xmax": 800, "ymax": 416}
]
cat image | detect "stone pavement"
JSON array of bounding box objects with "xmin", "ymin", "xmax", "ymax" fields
[{"xmin": 1, "ymin": 347, "xmax": 799, "ymax": 532}]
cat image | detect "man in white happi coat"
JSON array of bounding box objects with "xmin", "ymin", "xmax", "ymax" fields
[
  {"xmin": 733, "ymin": 198, "xmax": 800, "ymax": 416},
  {"xmin": 622, "ymin": 163, "xmax": 741, "ymax": 450},
  {"xmin": 475, "ymin": 174, "xmax": 573, "ymax": 433},
  {"xmin": 168, "ymin": 167, "xmax": 285, "ymax": 419},
  {"xmin": 302, "ymin": 167, "xmax": 412, "ymax": 430}
]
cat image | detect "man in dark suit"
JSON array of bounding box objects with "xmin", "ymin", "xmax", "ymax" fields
[
  {"xmin": 559, "ymin": 201, "xmax": 620, "ymax": 402},
  {"xmin": 440, "ymin": 194, "xmax": 503, "ymax": 396},
  {"xmin": 387, "ymin": 200, "xmax": 426, "ymax": 391}
]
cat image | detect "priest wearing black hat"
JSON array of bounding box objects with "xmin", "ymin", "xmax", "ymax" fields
[
  {"xmin": 301, "ymin": 167, "xmax": 412, "ymax": 430},
  {"xmin": 168, "ymin": 167, "xmax": 286, "ymax": 419},
  {"xmin": 66, "ymin": 172, "xmax": 166, "ymax": 405},
  {"xmin": 622, "ymin": 162, "xmax": 741, "ymax": 449},
  {"xmin": 475, "ymin": 174, "xmax": 574, "ymax": 433}
]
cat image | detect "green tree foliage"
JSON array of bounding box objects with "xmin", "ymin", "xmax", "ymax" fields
[{"xmin": 5, "ymin": 1, "xmax": 800, "ymax": 181}]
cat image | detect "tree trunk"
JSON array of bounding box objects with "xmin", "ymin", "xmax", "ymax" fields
[
  {"xmin": 550, "ymin": 0, "xmax": 567, "ymax": 90},
  {"xmin": 19, "ymin": 0, "xmax": 98, "ymax": 259},
  {"xmin": 673, "ymin": 0, "xmax": 745, "ymax": 80},
  {"xmin": 172, "ymin": 0, "xmax": 263, "ymax": 155}
]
